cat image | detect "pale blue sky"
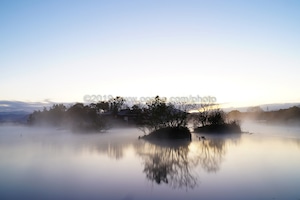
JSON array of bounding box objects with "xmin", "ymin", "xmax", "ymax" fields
[{"xmin": 1, "ymin": 0, "xmax": 300, "ymax": 107}]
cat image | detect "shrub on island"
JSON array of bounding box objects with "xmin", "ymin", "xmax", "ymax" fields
[
  {"xmin": 136, "ymin": 96, "xmax": 191, "ymax": 140},
  {"xmin": 194, "ymin": 121, "xmax": 241, "ymax": 134}
]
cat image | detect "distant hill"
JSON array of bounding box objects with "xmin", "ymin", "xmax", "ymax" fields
[
  {"xmin": 227, "ymin": 106, "xmax": 300, "ymax": 124},
  {"xmin": 0, "ymin": 100, "xmax": 54, "ymax": 112},
  {"xmin": 224, "ymin": 102, "xmax": 300, "ymax": 112},
  {"xmin": 0, "ymin": 111, "xmax": 30, "ymax": 124},
  {"xmin": 0, "ymin": 100, "xmax": 68, "ymax": 124}
]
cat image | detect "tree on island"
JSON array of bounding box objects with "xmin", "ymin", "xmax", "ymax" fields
[
  {"xmin": 90, "ymin": 101, "xmax": 110, "ymax": 113},
  {"xmin": 109, "ymin": 96, "xmax": 126, "ymax": 116},
  {"xmin": 191, "ymin": 104, "xmax": 241, "ymax": 134},
  {"xmin": 135, "ymin": 96, "xmax": 191, "ymax": 140},
  {"xmin": 66, "ymin": 103, "xmax": 108, "ymax": 132},
  {"xmin": 27, "ymin": 95, "xmax": 241, "ymax": 135}
]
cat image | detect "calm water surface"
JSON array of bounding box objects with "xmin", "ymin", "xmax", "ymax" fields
[{"xmin": 0, "ymin": 123, "xmax": 300, "ymax": 200}]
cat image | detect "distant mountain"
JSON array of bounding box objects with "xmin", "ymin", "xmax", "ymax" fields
[
  {"xmin": 0, "ymin": 100, "xmax": 74, "ymax": 112},
  {"xmin": 0, "ymin": 100, "xmax": 67, "ymax": 124},
  {"xmin": 0, "ymin": 111, "xmax": 30, "ymax": 124},
  {"xmin": 0, "ymin": 100, "xmax": 54, "ymax": 113},
  {"xmin": 224, "ymin": 102, "xmax": 300, "ymax": 112}
]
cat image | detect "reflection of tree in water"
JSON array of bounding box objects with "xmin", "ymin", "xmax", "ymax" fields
[
  {"xmin": 136, "ymin": 141, "xmax": 198, "ymax": 189},
  {"xmin": 135, "ymin": 135, "xmax": 242, "ymax": 189},
  {"xmin": 191, "ymin": 139, "xmax": 226, "ymax": 173},
  {"xmin": 88, "ymin": 142, "xmax": 128, "ymax": 159},
  {"xmin": 190, "ymin": 135, "xmax": 241, "ymax": 173},
  {"xmin": 70, "ymin": 134, "xmax": 137, "ymax": 160}
]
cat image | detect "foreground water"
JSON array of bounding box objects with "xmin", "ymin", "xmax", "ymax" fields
[{"xmin": 0, "ymin": 122, "xmax": 300, "ymax": 200}]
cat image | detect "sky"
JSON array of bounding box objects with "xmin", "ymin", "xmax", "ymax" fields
[{"xmin": 1, "ymin": 0, "xmax": 300, "ymax": 108}]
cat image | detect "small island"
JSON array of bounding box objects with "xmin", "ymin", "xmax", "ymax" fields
[
  {"xmin": 194, "ymin": 122, "xmax": 241, "ymax": 133},
  {"xmin": 134, "ymin": 96, "xmax": 192, "ymax": 140},
  {"xmin": 134, "ymin": 96, "xmax": 241, "ymax": 140},
  {"xmin": 190, "ymin": 107, "xmax": 242, "ymax": 134},
  {"xmin": 140, "ymin": 126, "xmax": 191, "ymax": 140}
]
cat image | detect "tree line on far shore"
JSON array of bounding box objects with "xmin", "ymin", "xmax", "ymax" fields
[
  {"xmin": 27, "ymin": 96, "xmax": 126, "ymax": 132},
  {"xmin": 27, "ymin": 96, "xmax": 240, "ymax": 134},
  {"xmin": 228, "ymin": 106, "xmax": 300, "ymax": 124}
]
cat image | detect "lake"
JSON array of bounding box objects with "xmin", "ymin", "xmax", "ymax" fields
[{"xmin": 0, "ymin": 122, "xmax": 300, "ymax": 200}]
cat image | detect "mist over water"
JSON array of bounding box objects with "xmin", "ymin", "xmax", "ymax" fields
[
  {"xmin": 0, "ymin": 123, "xmax": 300, "ymax": 200},
  {"xmin": 242, "ymin": 120, "xmax": 300, "ymax": 139}
]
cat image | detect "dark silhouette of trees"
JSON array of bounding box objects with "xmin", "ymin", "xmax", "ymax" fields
[
  {"xmin": 109, "ymin": 96, "xmax": 125, "ymax": 116},
  {"xmin": 191, "ymin": 104, "xmax": 226, "ymax": 127},
  {"xmin": 27, "ymin": 96, "xmax": 131, "ymax": 132},
  {"xmin": 134, "ymin": 96, "xmax": 188, "ymax": 134},
  {"xmin": 49, "ymin": 104, "xmax": 66, "ymax": 126},
  {"xmin": 27, "ymin": 110, "xmax": 41, "ymax": 125},
  {"xmin": 261, "ymin": 106, "xmax": 300, "ymax": 123},
  {"xmin": 192, "ymin": 103, "xmax": 211, "ymax": 127},
  {"xmin": 207, "ymin": 109, "xmax": 226, "ymax": 125},
  {"xmin": 28, "ymin": 103, "xmax": 107, "ymax": 132},
  {"xmin": 28, "ymin": 104, "xmax": 66, "ymax": 126},
  {"xmin": 227, "ymin": 106, "xmax": 300, "ymax": 124},
  {"xmin": 96, "ymin": 101, "xmax": 110, "ymax": 113},
  {"xmin": 191, "ymin": 105, "xmax": 241, "ymax": 133},
  {"xmin": 66, "ymin": 103, "xmax": 108, "ymax": 131}
]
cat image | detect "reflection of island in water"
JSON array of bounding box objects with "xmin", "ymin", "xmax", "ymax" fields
[
  {"xmin": 191, "ymin": 139, "xmax": 227, "ymax": 173},
  {"xmin": 135, "ymin": 134, "xmax": 241, "ymax": 189},
  {"xmin": 136, "ymin": 140, "xmax": 197, "ymax": 189}
]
